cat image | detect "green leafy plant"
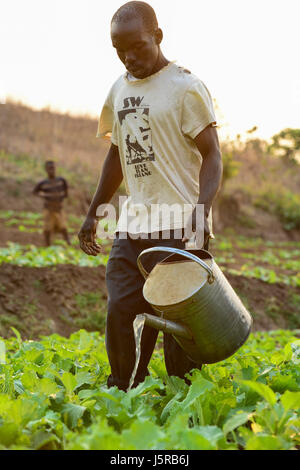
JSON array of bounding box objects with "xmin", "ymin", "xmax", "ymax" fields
[
  {"xmin": 71, "ymin": 293, "xmax": 107, "ymax": 331},
  {"xmin": 0, "ymin": 329, "xmax": 299, "ymax": 450},
  {"xmin": 0, "ymin": 243, "xmax": 109, "ymax": 268}
]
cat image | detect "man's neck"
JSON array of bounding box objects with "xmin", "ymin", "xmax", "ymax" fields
[{"xmin": 150, "ymin": 50, "xmax": 169, "ymax": 76}]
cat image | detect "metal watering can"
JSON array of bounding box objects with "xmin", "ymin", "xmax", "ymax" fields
[{"xmin": 136, "ymin": 247, "xmax": 253, "ymax": 364}]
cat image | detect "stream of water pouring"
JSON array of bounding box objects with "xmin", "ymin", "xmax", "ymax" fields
[{"xmin": 127, "ymin": 314, "xmax": 146, "ymax": 392}]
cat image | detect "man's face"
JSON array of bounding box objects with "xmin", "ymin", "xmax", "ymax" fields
[
  {"xmin": 46, "ymin": 163, "xmax": 55, "ymax": 178},
  {"xmin": 111, "ymin": 18, "xmax": 160, "ymax": 79}
]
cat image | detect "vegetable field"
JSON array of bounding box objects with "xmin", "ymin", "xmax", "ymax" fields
[
  {"xmin": 0, "ymin": 210, "xmax": 299, "ymax": 451},
  {"xmin": 0, "ymin": 329, "xmax": 299, "ymax": 450}
]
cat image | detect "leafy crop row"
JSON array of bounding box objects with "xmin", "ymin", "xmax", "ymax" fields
[
  {"xmin": 0, "ymin": 329, "xmax": 299, "ymax": 450},
  {"xmin": 215, "ymin": 235, "xmax": 300, "ymax": 250},
  {"xmin": 1, "ymin": 241, "xmax": 299, "ymax": 286},
  {"xmin": 0, "ymin": 243, "xmax": 109, "ymax": 268},
  {"xmin": 226, "ymin": 265, "xmax": 300, "ymax": 287}
]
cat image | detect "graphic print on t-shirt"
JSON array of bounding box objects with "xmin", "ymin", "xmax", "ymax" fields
[{"xmin": 118, "ymin": 96, "xmax": 155, "ymax": 178}]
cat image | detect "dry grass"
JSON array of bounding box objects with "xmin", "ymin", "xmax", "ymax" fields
[
  {"xmin": 0, "ymin": 99, "xmax": 110, "ymax": 174},
  {"xmin": 221, "ymin": 139, "xmax": 300, "ymax": 196}
]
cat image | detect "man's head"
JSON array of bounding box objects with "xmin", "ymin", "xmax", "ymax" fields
[
  {"xmin": 111, "ymin": 1, "xmax": 163, "ymax": 79},
  {"xmin": 45, "ymin": 160, "xmax": 56, "ymax": 178}
]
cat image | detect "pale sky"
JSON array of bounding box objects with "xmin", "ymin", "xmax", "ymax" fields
[{"xmin": 1, "ymin": 0, "xmax": 299, "ymax": 140}]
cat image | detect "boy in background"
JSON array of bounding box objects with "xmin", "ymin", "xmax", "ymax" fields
[{"xmin": 33, "ymin": 160, "xmax": 70, "ymax": 246}]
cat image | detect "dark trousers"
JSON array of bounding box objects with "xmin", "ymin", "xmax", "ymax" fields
[{"xmin": 105, "ymin": 232, "xmax": 207, "ymax": 391}]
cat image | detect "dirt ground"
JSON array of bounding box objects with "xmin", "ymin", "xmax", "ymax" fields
[
  {"xmin": 0, "ymin": 224, "xmax": 45, "ymax": 247},
  {"xmin": 0, "ymin": 214, "xmax": 300, "ymax": 340},
  {"xmin": 0, "ymin": 263, "xmax": 107, "ymax": 339},
  {"xmin": 0, "ymin": 259, "xmax": 298, "ymax": 340}
]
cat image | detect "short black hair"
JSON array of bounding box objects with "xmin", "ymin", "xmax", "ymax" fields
[
  {"xmin": 111, "ymin": 1, "xmax": 158, "ymax": 34},
  {"xmin": 45, "ymin": 160, "xmax": 55, "ymax": 166}
]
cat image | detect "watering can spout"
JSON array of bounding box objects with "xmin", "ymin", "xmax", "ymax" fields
[{"xmin": 137, "ymin": 313, "xmax": 192, "ymax": 340}]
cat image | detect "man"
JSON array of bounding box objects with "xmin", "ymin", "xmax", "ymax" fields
[
  {"xmin": 33, "ymin": 160, "xmax": 71, "ymax": 246},
  {"xmin": 78, "ymin": 1, "xmax": 223, "ymax": 391}
]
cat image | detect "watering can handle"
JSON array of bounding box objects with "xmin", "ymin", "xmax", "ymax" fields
[{"xmin": 137, "ymin": 247, "xmax": 215, "ymax": 283}]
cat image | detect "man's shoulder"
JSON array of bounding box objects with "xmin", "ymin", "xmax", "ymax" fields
[
  {"xmin": 168, "ymin": 63, "xmax": 203, "ymax": 90},
  {"xmin": 107, "ymin": 74, "xmax": 126, "ymax": 97}
]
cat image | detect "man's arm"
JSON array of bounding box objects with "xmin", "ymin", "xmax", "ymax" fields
[
  {"xmin": 33, "ymin": 182, "xmax": 43, "ymax": 196},
  {"xmin": 78, "ymin": 143, "xmax": 123, "ymax": 256},
  {"xmin": 62, "ymin": 178, "xmax": 68, "ymax": 199},
  {"xmin": 33, "ymin": 181, "xmax": 53, "ymax": 200},
  {"xmin": 33, "ymin": 180, "xmax": 66, "ymax": 201},
  {"xmin": 182, "ymin": 124, "xmax": 223, "ymax": 246}
]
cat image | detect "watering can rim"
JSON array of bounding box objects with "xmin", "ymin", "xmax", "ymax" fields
[{"xmin": 137, "ymin": 246, "xmax": 215, "ymax": 308}]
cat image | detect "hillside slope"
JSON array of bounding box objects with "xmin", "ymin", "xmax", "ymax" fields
[{"xmin": 0, "ymin": 100, "xmax": 109, "ymax": 172}]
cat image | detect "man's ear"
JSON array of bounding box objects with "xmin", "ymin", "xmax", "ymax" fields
[{"xmin": 154, "ymin": 28, "xmax": 163, "ymax": 45}]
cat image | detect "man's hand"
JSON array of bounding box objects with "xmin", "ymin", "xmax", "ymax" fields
[
  {"xmin": 182, "ymin": 207, "xmax": 210, "ymax": 248},
  {"xmin": 78, "ymin": 216, "xmax": 102, "ymax": 256},
  {"xmin": 77, "ymin": 143, "xmax": 122, "ymax": 257}
]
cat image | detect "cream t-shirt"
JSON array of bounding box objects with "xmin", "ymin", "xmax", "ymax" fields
[{"xmin": 97, "ymin": 62, "xmax": 217, "ymax": 235}]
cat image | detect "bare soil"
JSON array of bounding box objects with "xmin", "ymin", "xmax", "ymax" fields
[
  {"xmin": 225, "ymin": 273, "xmax": 298, "ymax": 331},
  {"xmin": 0, "ymin": 259, "xmax": 298, "ymax": 341},
  {"xmin": 0, "ymin": 219, "xmax": 78, "ymax": 247},
  {"xmin": 0, "ymin": 263, "xmax": 107, "ymax": 339},
  {"xmin": 1, "ymin": 211, "xmax": 299, "ymax": 340}
]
